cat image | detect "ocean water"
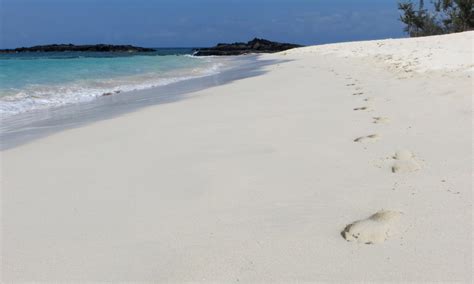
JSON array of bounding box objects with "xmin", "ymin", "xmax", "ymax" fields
[
  {"xmin": 0, "ymin": 48, "xmax": 223, "ymax": 118},
  {"xmin": 0, "ymin": 54, "xmax": 277, "ymax": 150}
]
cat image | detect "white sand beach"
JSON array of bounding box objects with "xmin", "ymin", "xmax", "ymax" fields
[{"xmin": 1, "ymin": 32, "xmax": 473, "ymax": 282}]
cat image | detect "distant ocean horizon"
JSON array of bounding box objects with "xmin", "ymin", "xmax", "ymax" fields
[{"xmin": 0, "ymin": 48, "xmax": 224, "ymax": 118}]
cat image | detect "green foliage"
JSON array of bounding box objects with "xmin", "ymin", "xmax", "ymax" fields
[{"xmin": 398, "ymin": 0, "xmax": 474, "ymax": 36}]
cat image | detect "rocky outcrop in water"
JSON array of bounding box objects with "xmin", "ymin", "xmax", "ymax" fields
[
  {"xmin": 0, "ymin": 44, "xmax": 155, "ymax": 53},
  {"xmin": 194, "ymin": 38, "xmax": 302, "ymax": 56}
]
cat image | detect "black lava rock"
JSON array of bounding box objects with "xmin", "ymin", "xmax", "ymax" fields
[
  {"xmin": 0, "ymin": 44, "xmax": 155, "ymax": 53},
  {"xmin": 194, "ymin": 38, "xmax": 302, "ymax": 56}
]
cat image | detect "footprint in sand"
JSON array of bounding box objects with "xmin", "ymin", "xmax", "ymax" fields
[
  {"xmin": 341, "ymin": 210, "xmax": 402, "ymax": 244},
  {"xmin": 353, "ymin": 106, "xmax": 372, "ymax": 111},
  {"xmin": 373, "ymin": 116, "xmax": 390, "ymax": 124},
  {"xmin": 373, "ymin": 150, "xmax": 422, "ymax": 173},
  {"xmin": 391, "ymin": 150, "xmax": 422, "ymax": 173},
  {"xmin": 354, "ymin": 134, "xmax": 380, "ymax": 143}
]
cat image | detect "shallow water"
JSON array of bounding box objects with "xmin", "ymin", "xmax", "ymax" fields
[
  {"xmin": 0, "ymin": 55, "xmax": 281, "ymax": 150},
  {"xmin": 0, "ymin": 49, "xmax": 221, "ymax": 117}
]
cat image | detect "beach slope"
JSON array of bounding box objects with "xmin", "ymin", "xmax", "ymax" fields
[{"xmin": 1, "ymin": 32, "xmax": 473, "ymax": 282}]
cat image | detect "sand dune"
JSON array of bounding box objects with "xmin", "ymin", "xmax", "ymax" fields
[{"xmin": 1, "ymin": 32, "xmax": 472, "ymax": 282}]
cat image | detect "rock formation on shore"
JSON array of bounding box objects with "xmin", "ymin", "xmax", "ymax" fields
[
  {"xmin": 194, "ymin": 38, "xmax": 302, "ymax": 56},
  {"xmin": 0, "ymin": 44, "xmax": 155, "ymax": 53}
]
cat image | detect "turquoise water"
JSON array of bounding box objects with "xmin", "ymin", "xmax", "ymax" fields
[{"xmin": 0, "ymin": 49, "xmax": 222, "ymax": 117}]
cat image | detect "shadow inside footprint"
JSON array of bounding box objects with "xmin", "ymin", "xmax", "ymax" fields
[
  {"xmin": 353, "ymin": 106, "xmax": 369, "ymax": 111},
  {"xmin": 354, "ymin": 134, "xmax": 380, "ymax": 143},
  {"xmin": 341, "ymin": 210, "xmax": 402, "ymax": 244}
]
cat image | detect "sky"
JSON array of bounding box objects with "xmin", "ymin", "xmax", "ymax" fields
[{"xmin": 0, "ymin": 0, "xmax": 406, "ymax": 48}]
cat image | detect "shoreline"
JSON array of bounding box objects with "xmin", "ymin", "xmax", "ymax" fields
[
  {"xmin": 0, "ymin": 55, "xmax": 280, "ymax": 150},
  {"xmin": 1, "ymin": 32, "xmax": 472, "ymax": 282}
]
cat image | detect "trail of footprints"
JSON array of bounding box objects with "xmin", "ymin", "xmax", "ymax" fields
[{"xmin": 341, "ymin": 76, "xmax": 422, "ymax": 245}]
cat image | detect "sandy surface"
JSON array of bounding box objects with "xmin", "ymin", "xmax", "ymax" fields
[{"xmin": 1, "ymin": 32, "xmax": 473, "ymax": 282}]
